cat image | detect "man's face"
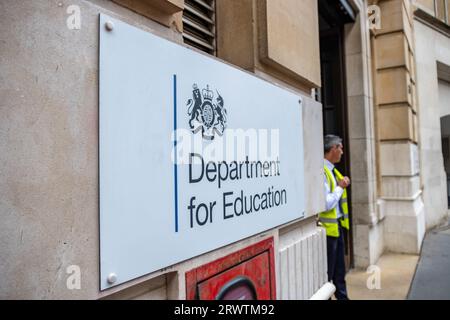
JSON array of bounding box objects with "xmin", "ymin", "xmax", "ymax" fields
[{"xmin": 329, "ymin": 143, "xmax": 344, "ymax": 164}]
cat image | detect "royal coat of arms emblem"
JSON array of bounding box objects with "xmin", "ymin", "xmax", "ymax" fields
[{"xmin": 186, "ymin": 84, "xmax": 227, "ymax": 140}]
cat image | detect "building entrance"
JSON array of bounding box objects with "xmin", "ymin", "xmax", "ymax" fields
[{"xmin": 318, "ymin": 0, "xmax": 356, "ymax": 270}]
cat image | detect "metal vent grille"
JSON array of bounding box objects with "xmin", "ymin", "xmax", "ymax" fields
[{"xmin": 182, "ymin": 0, "xmax": 216, "ymax": 55}]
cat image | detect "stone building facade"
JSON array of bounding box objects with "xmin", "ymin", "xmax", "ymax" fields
[{"xmin": 0, "ymin": 0, "xmax": 449, "ymax": 299}]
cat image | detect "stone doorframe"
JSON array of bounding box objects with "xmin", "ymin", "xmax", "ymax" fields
[{"xmin": 343, "ymin": 0, "xmax": 382, "ymax": 268}]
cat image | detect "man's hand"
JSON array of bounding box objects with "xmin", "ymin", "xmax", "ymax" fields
[{"xmin": 337, "ymin": 176, "xmax": 351, "ymax": 188}]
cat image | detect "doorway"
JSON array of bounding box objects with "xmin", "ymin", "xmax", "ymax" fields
[{"xmin": 318, "ymin": 0, "xmax": 356, "ymax": 270}]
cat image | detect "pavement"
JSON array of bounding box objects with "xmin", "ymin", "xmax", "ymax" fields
[
  {"xmin": 346, "ymin": 253, "xmax": 419, "ymax": 300},
  {"xmin": 408, "ymin": 217, "xmax": 450, "ymax": 300},
  {"xmin": 346, "ymin": 213, "xmax": 450, "ymax": 300}
]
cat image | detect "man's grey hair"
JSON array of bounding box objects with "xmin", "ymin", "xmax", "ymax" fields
[{"xmin": 324, "ymin": 134, "xmax": 342, "ymax": 154}]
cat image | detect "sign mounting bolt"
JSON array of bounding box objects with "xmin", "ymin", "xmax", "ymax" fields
[
  {"xmin": 105, "ymin": 21, "xmax": 114, "ymax": 32},
  {"xmin": 107, "ymin": 273, "xmax": 117, "ymax": 284}
]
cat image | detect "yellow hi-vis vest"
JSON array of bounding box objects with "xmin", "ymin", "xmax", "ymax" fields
[{"xmin": 319, "ymin": 165, "xmax": 350, "ymax": 237}]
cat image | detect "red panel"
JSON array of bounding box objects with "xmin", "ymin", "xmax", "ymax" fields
[
  {"xmin": 185, "ymin": 237, "xmax": 276, "ymax": 300},
  {"xmin": 197, "ymin": 252, "xmax": 270, "ymax": 300}
]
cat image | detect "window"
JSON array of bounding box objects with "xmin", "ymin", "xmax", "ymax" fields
[
  {"xmin": 434, "ymin": 0, "xmax": 448, "ymax": 23},
  {"xmin": 447, "ymin": 0, "xmax": 450, "ymax": 23},
  {"xmin": 416, "ymin": 0, "xmax": 436, "ymax": 14},
  {"xmin": 418, "ymin": 0, "xmax": 450, "ymax": 24},
  {"xmin": 434, "ymin": 0, "xmax": 450, "ymax": 24},
  {"xmin": 182, "ymin": 0, "xmax": 216, "ymax": 55}
]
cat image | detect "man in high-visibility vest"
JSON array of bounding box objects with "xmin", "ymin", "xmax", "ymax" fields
[{"xmin": 320, "ymin": 135, "xmax": 351, "ymax": 300}]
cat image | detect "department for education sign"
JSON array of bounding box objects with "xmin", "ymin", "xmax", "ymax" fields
[{"xmin": 99, "ymin": 14, "xmax": 305, "ymax": 289}]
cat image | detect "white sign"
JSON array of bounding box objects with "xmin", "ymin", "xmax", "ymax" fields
[{"xmin": 99, "ymin": 14, "xmax": 305, "ymax": 289}]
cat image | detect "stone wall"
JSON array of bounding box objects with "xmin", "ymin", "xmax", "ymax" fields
[
  {"xmin": 0, "ymin": 0, "xmax": 326, "ymax": 299},
  {"xmin": 370, "ymin": 0, "xmax": 425, "ymax": 255},
  {"xmin": 344, "ymin": 0, "xmax": 382, "ymax": 268},
  {"xmin": 413, "ymin": 10, "xmax": 450, "ymax": 230}
]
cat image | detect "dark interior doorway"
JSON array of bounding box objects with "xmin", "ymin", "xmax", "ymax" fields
[
  {"xmin": 441, "ymin": 115, "xmax": 450, "ymax": 208},
  {"xmin": 318, "ymin": 0, "xmax": 356, "ymax": 270}
]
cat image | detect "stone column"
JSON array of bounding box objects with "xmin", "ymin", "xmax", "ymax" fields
[{"xmin": 374, "ymin": 0, "xmax": 425, "ymax": 254}]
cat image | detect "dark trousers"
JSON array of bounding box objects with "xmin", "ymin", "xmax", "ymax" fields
[{"xmin": 326, "ymin": 225, "xmax": 349, "ymax": 300}]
